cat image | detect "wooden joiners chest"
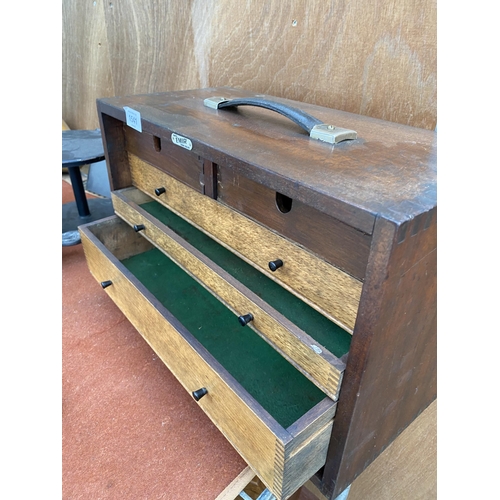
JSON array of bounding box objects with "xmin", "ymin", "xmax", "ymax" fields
[{"xmin": 81, "ymin": 88, "xmax": 436, "ymax": 499}]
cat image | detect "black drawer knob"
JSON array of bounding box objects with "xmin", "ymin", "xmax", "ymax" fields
[
  {"xmin": 238, "ymin": 313, "xmax": 254, "ymax": 326},
  {"xmin": 134, "ymin": 224, "xmax": 145, "ymax": 232},
  {"xmin": 155, "ymin": 187, "xmax": 166, "ymax": 196},
  {"xmin": 100, "ymin": 280, "xmax": 113, "ymax": 289},
  {"xmin": 268, "ymin": 259, "xmax": 283, "ymax": 272},
  {"xmin": 192, "ymin": 388, "xmax": 208, "ymax": 401}
]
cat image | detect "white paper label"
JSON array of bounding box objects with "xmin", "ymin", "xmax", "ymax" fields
[
  {"xmin": 171, "ymin": 133, "xmax": 192, "ymax": 150},
  {"xmin": 124, "ymin": 107, "xmax": 142, "ymax": 132}
]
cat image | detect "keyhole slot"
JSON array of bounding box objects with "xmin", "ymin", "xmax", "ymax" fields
[
  {"xmin": 276, "ymin": 192, "xmax": 293, "ymax": 213},
  {"xmin": 153, "ymin": 135, "xmax": 162, "ymax": 152}
]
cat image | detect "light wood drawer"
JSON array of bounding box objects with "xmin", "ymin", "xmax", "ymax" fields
[
  {"xmin": 128, "ymin": 153, "xmax": 363, "ymax": 333},
  {"xmin": 111, "ymin": 187, "xmax": 350, "ymax": 400},
  {"xmin": 217, "ymin": 164, "xmax": 372, "ymax": 281},
  {"xmin": 79, "ymin": 215, "xmax": 338, "ymax": 500}
]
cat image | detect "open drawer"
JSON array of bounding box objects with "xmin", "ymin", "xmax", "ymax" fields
[
  {"xmin": 128, "ymin": 153, "xmax": 362, "ymax": 333},
  {"xmin": 79, "ymin": 215, "xmax": 338, "ymax": 500},
  {"xmin": 111, "ymin": 187, "xmax": 351, "ymax": 400}
]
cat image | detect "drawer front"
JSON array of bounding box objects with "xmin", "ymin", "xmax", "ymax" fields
[
  {"xmin": 128, "ymin": 153, "xmax": 362, "ymax": 333},
  {"xmin": 79, "ymin": 216, "xmax": 337, "ymax": 499},
  {"xmin": 112, "ymin": 188, "xmax": 346, "ymax": 400},
  {"xmin": 217, "ymin": 165, "xmax": 371, "ymax": 281},
  {"xmin": 124, "ymin": 126, "xmax": 204, "ymax": 193}
]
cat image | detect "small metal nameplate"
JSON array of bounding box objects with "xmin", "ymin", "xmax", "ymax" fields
[
  {"xmin": 123, "ymin": 107, "xmax": 142, "ymax": 132},
  {"xmin": 171, "ymin": 133, "xmax": 193, "ymax": 150}
]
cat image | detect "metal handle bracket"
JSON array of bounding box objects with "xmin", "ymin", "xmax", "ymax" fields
[{"xmin": 310, "ymin": 124, "xmax": 358, "ymax": 144}]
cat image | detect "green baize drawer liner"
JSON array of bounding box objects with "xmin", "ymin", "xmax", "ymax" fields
[
  {"xmin": 123, "ymin": 247, "xmax": 325, "ymax": 428},
  {"xmin": 120, "ymin": 199, "xmax": 352, "ymax": 428},
  {"xmin": 140, "ymin": 201, "xmax": 352, "ymax": 358}
]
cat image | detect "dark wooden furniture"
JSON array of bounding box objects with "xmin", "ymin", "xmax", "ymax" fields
[{"xmin": 79, "ymin": 88, "xmax": 436, "ymax": 499}]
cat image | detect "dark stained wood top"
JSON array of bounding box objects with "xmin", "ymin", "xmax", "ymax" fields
[{"xmin": 97, "ymin": 88, "xmax": 436, "ymax": 234}]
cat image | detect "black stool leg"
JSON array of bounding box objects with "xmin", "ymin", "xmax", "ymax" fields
[{"xmin": 67, "ymin": 165, "xmax": 91, "ymax": 217}]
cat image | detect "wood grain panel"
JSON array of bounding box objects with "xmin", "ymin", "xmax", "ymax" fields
[
  {"xmin": 97, "ymin": 111, "xmax": 131, "ymax": 191},
  {"xmin": 123, "ymin": 125, "xmax": 204, "ymax": 193},
  {"xmin": 63, "ymin": 0, "xmax": 436, "ymax": 130},
  {"xmin": 217, "ymin": 165, "xmax": 371, "ymax": 280},
  {"xmin": 129, "ymin": 154, "xmax": 362, "ymax": 332},
  {"xmin": 62, "ymin": 0, "xmax": 114, "ymax": 129},
  {"xmin": 347, "ymin": 399, "xmax": 436, "ymax": 500},
  {"xmin": 103, "ymin": 1, "xmax": 200, "ymax": 98},
  {"xmin": 286, "ymin": 399, "xmax": 338, "ymax": 455},
  {"xmin": 282, "ymin": 421, "xmax": 334, "ymax": 499},
  {"xmin": 215, "ymin": 466, "xmax": 257, "ymax": 500},
  {"xmin": 323, "ymin": 215, "xmax": 437, "ymax": 497},
  {"xmin": 80, "ymin": 215, "xmax": 152, "ymax": 260},
  {"xmin": 112, "ymin": 190, "xmax": 346, "ymax": 400},
  {"xmin": 202, "ymin": 1, "xmax": 436, "ymax": 129}
]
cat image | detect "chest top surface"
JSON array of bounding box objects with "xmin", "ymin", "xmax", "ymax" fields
[{"xmin": 98, "ymin": 87, "xmax": 436, "ymax": 234}]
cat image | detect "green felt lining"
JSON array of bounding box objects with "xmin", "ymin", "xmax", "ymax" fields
[
  {"xmin": 140, "ymin": 200, "xmax": 352, "ymax": 358},
  {"xmin": 121, "ymin": 247, "xmax": 326, "ymax": 428}
]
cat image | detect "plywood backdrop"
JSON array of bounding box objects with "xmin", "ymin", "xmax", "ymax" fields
[{"xmin": 62, "ymin": 0, "xmax": 436, "ymax": 131}]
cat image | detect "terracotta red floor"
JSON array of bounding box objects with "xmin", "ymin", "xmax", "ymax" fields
[{"xmin": 62, "ymin": 180, "xmax": 246, "ymax": 499}]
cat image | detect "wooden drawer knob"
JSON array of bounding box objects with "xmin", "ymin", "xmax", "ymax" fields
[
  {"xmin": 238, "ymin": 313, "xmax": 254, "ymax": 326},
  {"xmin": 100, "ymin": 280, "xmax": 113, "ymax": 289},
  {"xmin": 268, "ymin": 259, "xmax": 283, "ymax": 272},
  {"xmin": 192, "ymin": 388, "xmax": 208, "ymax": 401},
  {"xmin": 155, "ymin": 187, "xmax": 166, "ymax": 196},
  {"xmin": 133, "ymin": 224, "xmax": 145, "ymax": 232}
]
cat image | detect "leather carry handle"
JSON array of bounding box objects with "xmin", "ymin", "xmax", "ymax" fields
[{"xmin": 203, "ymin": 96, "xmax": 357, "ymax": 144}]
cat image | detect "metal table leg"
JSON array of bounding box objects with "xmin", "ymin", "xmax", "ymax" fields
[{"xmin": 67, "ymin": 165, "xmax": 90, "ymax": 217}]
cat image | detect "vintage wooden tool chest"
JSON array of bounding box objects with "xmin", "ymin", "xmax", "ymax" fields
[{"xmin": 79, "ymin": 87, "xmax": 437, "ymax": 499}]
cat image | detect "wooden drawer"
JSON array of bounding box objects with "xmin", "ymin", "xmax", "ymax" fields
[
  {"xmin": 111, "ymin": 187, "xmax": 350, "ymax": 400},
  {"xmin": 128, "ymin": 153, "xmax": 363, "ymax": 333},
  {"xmin": 79, "ymin": 215, "xmax": 338, "ymax": 500},
  {"xmin": 217, "ymin": 165, "xmax": 372, "ymax": 281}
]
